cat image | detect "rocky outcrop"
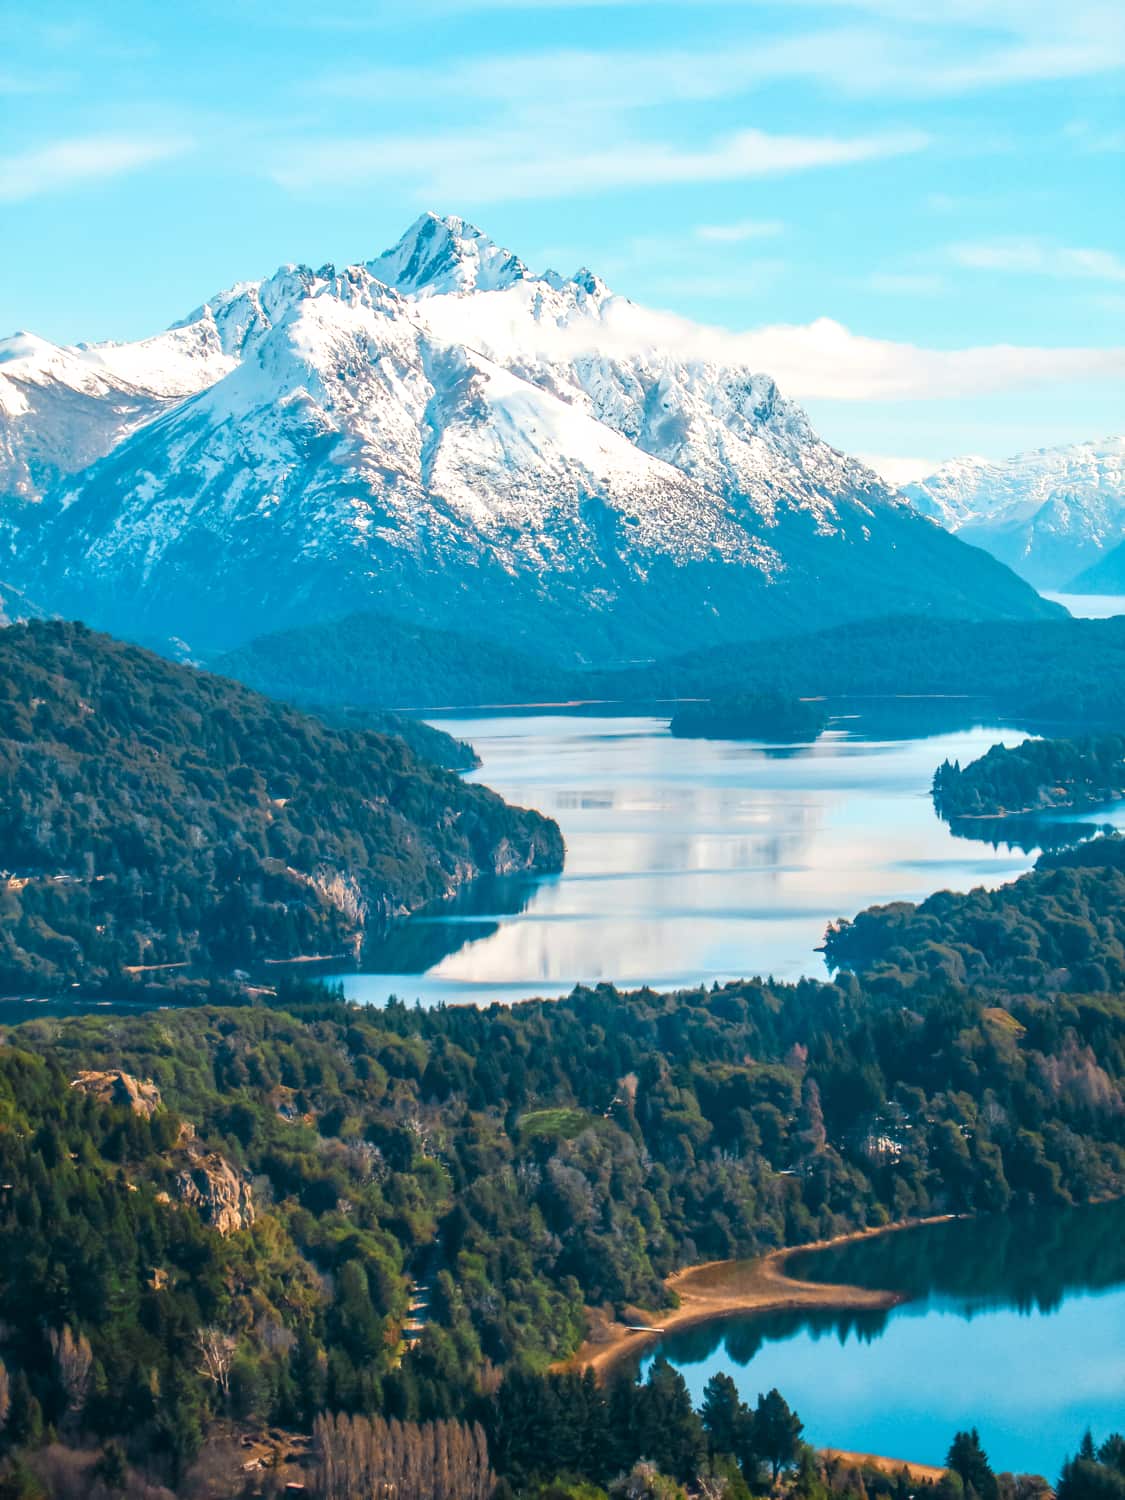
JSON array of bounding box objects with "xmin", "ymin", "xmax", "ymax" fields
[
  {"xmin": 71, "ymin": 1069, "xmax": 162, "ymax": 1118},
  {"xmin": 70, "ymin": 1072, "xmax": 253, "ymax": 1236},
  {"xmin": 174, "ymin": 1147, "xmax": 255, "ymax": 1236}
]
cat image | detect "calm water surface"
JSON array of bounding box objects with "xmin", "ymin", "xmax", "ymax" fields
[
  {"xmin": 1044, "ymin": 592, "xmax": 1125, "ymax": 619},
  {"xmin": 333, "ymin": 704, "xmax": 1124, "ymax": 1007},
  {"xmin": 638, "ymin": 1203, "xmax": 1125, "ymax": 1477}
]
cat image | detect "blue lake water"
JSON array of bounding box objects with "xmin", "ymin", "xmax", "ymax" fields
[
  {"xmin": 1044, "ymin": 592, "xmax": 1125, "ymax": 619},
  {"xmin": 638, "ymin": 1204, "xmax": 1125, "ymax": 1478},
  {"xmin": 332, "ymin": 704, "xmax": 1125, "ymax": 1007}
]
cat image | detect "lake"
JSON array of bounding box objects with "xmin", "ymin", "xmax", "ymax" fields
[
  {"xmin": 637, "ymin": 1202, "xmax": 1125, "ymax": 1477},
  {"xmin": 1044, "ymin": 592, "xmax": 1125, "ymax": 619},
  {"xmin": 333, "ymin": 702, "xmax": 1125, "ymax": 1007}
]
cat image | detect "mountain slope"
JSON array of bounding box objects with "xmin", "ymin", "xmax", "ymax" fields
[
  {"xmin": 904, "ymin": 437, "xmax": 1125, "ymax": 590},
  {"xmin": 0, "ymin": 321, "xmax": 237, "ymax": 507},
  {"xmin": 213, "ymin": 608, "xmax": 569, "ymax": 709},
  {"xmin": 0, "ymin": 619, "xmax": 562, "ymax": 992},
  {"xmin": 601, "ymin": 614, "xmax": 1125, "ymax": 725},
  {"xmin": 1068, "ymin": 535, "xmax": 1125, "ymax": 592},
  {"xmin": 11, "ymin": 215, "xmax": 1058, "ymax": 656}
]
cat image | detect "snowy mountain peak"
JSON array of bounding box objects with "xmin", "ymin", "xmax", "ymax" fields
[
  {"xmin": 905, "ymin": 435, "xmax": 1125, "ymax": 589},
  {"xmin": 0, "ymin": 331, "xmax": 56, "ymax": 366},
  {"xmin": 4, "ymin": 210, "xmax": 1058, "ymax": 656},
  {"xmin": 366, "ymin": 211, "xmax": 532, "ymax": 298},
  {"xmin": 571, "ymin": 268, "xmax": 609, "ymax": 299}
]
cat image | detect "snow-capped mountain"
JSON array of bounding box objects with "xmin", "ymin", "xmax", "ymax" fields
[
  {"xmin": 0, "ymin": 322, "xmax": 236, "ymax": 508},
  {"xmin": 8, "ymin": 213, "xmax": 1057, "ymax": 657},
  {"xmin": 904, "ymin": 438, "xmax": 1125, "ymax": 591}
]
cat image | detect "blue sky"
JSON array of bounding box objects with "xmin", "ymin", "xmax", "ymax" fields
[{"xmin": 2, "ymin": 0, "xmax": 1123, "ymax": 473}]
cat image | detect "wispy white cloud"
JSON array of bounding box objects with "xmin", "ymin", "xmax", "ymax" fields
[
  {"xmin": 425, "ymin": 284, "xmax": 1125, "ymax": 401},
  {"xmin": 274, "ymin": 126, "xmax": 928, "ymax": 202},
  {"xmin": 647, "ymin": 314, "xmax": 1125, "ymax": 401},
  {"xmin": 312, "ymin": 22, "xmax": 1125, "ymax": 108},
  {"xmin": 405, "ymin": 0, "xmax": 1119, "ymax": 30},
  {"xmin": 856, "ymin": 452, "xmax": 940, "ymax": 484},
  {"xmin": 950, "ymin": 239, "xmax": 1125, "ymax": 282},
  {"xmin": 0, "ymin": 134, "xmax": 192, "ymax": 202},
  {"xmin": 695, "ymin": 219, "xmax": 785, "ymax": 242},
  {"xmin": 1063, "ymin": 120, "xmax": 1125, "ymax": 153}
]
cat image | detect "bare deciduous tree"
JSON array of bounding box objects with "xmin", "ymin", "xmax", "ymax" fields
[
  {"xmin": 312, "ymin": 1412, "xmax": 493, "ymax": 1500},
  {"xmin": 48, "ymin": 1326, "xmax": 93, "ymax": 1418},
  {"xmin": 194, "ymin": 1327, "xmax": 236, "ymax": 1401}
]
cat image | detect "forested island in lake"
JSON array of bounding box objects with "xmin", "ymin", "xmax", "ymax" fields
[
  {"xmin": 669, "ymin": 692, "xmax": 828, "ymax": 743},
  {"xmin": 934, "ymin": 733, "xmax": 1125, "ymax": 820}
]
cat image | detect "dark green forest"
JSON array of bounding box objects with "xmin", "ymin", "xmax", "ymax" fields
[
  {"xmin": 669, "ymin": 694, "xmax": 828, "ymax": 743},
  {"xmin": 823, "ymin": 832, "xmax": 1125, "ymax": 993},
  {"xmin": 0, "ymin": 622, "xmax": 562, "ymax": 994},
  {"xmin": 933, "ymin": 733, "xmax": 1125, "ymax": 820},
  {"xmin": 0, "ymin": 838, "xmax": 1123, "ymax": 1492},
  {"xmin": 318, "ymin": 706, "xmax": 480, "ymax": 771},
  {"xmin": 212, "ymin": 609, "xmax": 1125, "ymax": 730},
  {"xmin": 2, "ymin": 622, "xmax": 1125, "ymax": 1496},
  {"xmin": 212, "ymin": 611, "xmax": 568, "ymax": 713},
  {"xmin": 608, "ymin": 615, "xmax": 1125, "ymax": 728}
]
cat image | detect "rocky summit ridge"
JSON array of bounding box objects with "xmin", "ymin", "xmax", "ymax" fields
[{"xmin": 2, "ymin": 213, "xmax": 1057, "ymax": 658}]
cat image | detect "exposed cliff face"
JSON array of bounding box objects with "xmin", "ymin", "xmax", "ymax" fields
[
  {"xmin": 71, "ymin": 1069, "xmax": 162, "ymax": 1118},
  {"xmin": 174, "ymin": 1132, "xmax": 255, "ymax": 1236},
  {"xmin": 70, "ymin": 1069, "xmax": 254, "ymax": 1234}
]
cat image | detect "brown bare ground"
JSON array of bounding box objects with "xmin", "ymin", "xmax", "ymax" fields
[
  {"xmin": 561, "ymin": 1216, "xmax": 956, "ymax": 1380},
  {"xmin": 823, "ymin": 1449, "xmax": 947, "ymax": 1483}
]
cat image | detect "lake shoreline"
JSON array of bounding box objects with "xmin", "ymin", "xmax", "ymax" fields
[
  {"xmin": 341, "ymin": 711, "xmax": 1049, "ymax": 1009},
  {"xmin": 562, "ymin": 1213, "xmax": 958, "ymax": 1381}
]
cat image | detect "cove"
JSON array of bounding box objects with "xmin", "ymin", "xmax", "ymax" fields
[{"xmin": 638, "ymin": 1203, "xmax": 1125, "ymax": 1478}]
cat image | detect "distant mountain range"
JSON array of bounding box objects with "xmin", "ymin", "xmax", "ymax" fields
[
  {"xmin": 904, "ymin": 437, "xmax": 1125, "ymax": 592},
  {"xmin": 1068, "ymin": 536, "xmax": 1125, "ymax": 593},
  {"xmin": 2, "ymin": 213, "xmax": 1056, "ymax": 661}
]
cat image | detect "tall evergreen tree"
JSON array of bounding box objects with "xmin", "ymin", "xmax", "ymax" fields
[
  {"xmin": 947, "ymin": 1428, "xmax": 999, "ymax": 1500},
  {"xmin": 700, "ymin": 1372, "xmax": 749, "ymax": 1460},
  {"xmin": 751, "ymin": 1388, "xmax": 804, "ymax": 1483}
]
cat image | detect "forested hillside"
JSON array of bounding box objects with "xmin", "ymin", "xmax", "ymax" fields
[
  {"xmin": 297, "ymin": 703, "xmax": 479, "ymax": 771},
  {"xmin": 0, "ymin": 621, "xmax": 562, "ymax": 993},
  {"xmin": 0, "ymin": 899, "xmax": 1122, "ymax": 1489},
  {"xmin": 207, "ymin": 612, "xmax": 1125, "ymax": 736},
  {"xmin": 824, "ymin": 833, "xmax": 1125, "ymax": 992},
  {"xmin": 2, "ymin": 627, "xmax": 1124, "ymax": 1495},
  {"xmin": 607, "ymin": 615, "xmax": 1125, "ymax": 726},
  {"xmin": 213, "ymin": 611, "xmax": 567, "ymax": 712}
]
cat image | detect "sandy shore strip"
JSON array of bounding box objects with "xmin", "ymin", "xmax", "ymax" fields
[{"xmin": 562, "ymin": 1215, "xmax": 956, "ymax": 1380}]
